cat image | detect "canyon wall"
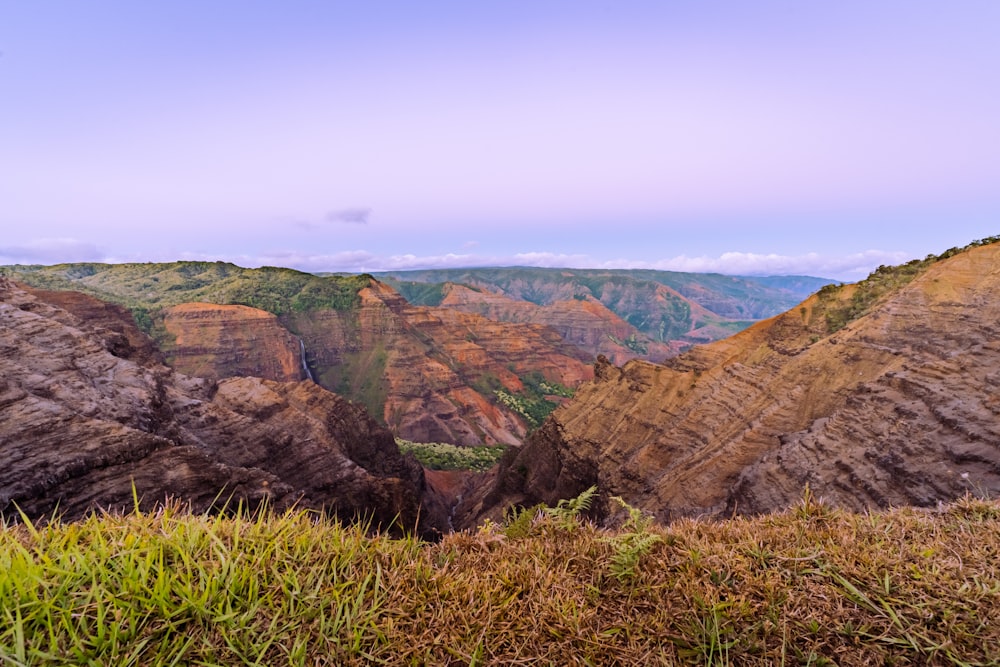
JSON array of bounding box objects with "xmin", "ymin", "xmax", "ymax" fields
[
  {"xmin": 162, "ymin": 302, "xmax": 306, "ymax": 382},
  {"xmin": 282, "ymin": 280, "xmax": 592, "ymax": 445},
  {"xmin": 459, "ymin": 243, "xmax": 1000, "ymax": 526}
]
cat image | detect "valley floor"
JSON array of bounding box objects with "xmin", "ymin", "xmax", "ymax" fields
[{"xmin": 2, "ymin": 495, "xmax": 998, "ymax": 665}]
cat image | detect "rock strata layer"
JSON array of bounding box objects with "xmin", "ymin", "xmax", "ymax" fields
[
  {"xmin": 0, "ymin": 278, "xmax": 441, "ymax": 534},
  {"xmin": 458, "ymin": 244, "xmax": 1000, "ymax": 527},
  {"xmin": 162, "ymin": 302, "xmax": 306, "ymax": 382}
]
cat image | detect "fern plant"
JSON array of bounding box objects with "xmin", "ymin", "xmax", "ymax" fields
[
  {"xmin": 603, "ymin": 496, "xmax": 663, "ymax": 583},
  {"xmin": 501, "ymin": 504, "xmax": 545, "ymax": 539},
  {"xmin": 542, "ymin": 485, "xmax": 597, "ymax": 531}
]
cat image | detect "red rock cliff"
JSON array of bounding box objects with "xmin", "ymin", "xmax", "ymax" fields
[
  {"xmin": 162, "ymin": 302, "xmax": 306, "ymax": 382},
  {"xmin": 438, "ymin": 283, "xmax": 678, "ymax": 364}
]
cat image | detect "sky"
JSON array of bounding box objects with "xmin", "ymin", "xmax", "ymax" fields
[{"xmin": 1, "ymin": 2, "xmax": 998, "ymax": 281}]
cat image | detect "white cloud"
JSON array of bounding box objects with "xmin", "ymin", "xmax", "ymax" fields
[
  {"xmin": 628, "ymin": 249, "xmax": 911, "ymax": 279},
  {"xmin": 511, "ymin": 252, "xmax": 591, "ymax": 267},
  {"xmin": 0, "ymin": 238, "xmax": 910, "ymax": 282}
]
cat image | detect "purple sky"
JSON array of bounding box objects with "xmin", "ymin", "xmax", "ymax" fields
[{"xmin": 1, "ymin": 2, "xmax": 998, "ymax": 280}]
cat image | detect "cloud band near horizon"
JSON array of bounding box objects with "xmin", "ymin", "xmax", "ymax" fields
[{"xmin": 0, "ymin": 238, "xmax": 910, "ymax": 281}]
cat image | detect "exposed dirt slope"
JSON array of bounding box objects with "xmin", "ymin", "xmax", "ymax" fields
[
  {"xmin": 0, "ymin": 278, "xmax": 442, "ymax": 534},
  {"xmin": 459, "ymin": 243, "xmax": 1000, "ymax": 526}
]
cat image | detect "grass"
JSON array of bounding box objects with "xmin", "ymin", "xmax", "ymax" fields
[{"xmin": 2, "ymin": 494, "xmax": 1000, "ymax": 665}]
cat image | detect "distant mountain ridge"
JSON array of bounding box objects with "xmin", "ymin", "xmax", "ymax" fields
[
  {"xmin": 375, "ymin": 267, "xmax": 832, "ymax": 356},
  {"xmin": 374, "ymin": 266, "xmax": 832, "ymax": 320}
]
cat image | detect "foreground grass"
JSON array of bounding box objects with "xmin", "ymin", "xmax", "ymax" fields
[{"xmin": 2, "ymin": 496, "xmax": 999, "ymax": 666}]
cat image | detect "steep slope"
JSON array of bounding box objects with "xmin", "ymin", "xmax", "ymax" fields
[
  {"xmin": 17, "ymin": 285, "xmax": 164, "ymax": 366},
  {"xmin": 459, "ymin": 240, "xmax": 1000, "ymax": 526},
  {"xmin": 0, "ymin": 277, "xmax": 442, "ymax": 534},
  {"xmin": 626, "ymin": 270, "xmax": 833, "ymax": 320}
]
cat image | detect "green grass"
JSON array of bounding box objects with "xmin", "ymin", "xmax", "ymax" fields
[{"xmin": 3, "ymin": 494, "xmax": 1000, "ymax": 665}]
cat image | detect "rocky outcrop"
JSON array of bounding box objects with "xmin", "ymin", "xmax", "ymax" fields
[
  {"xmin": 18, "ymin": 285, "xmax": 163, "ymax": 366},
  {"xmin": 161, "ymin": 302, "xmax": 306, "ymax": 382},
  {"xmin": 460, "ymin": 243, "xmax": 1000, "ymax": 526},
  {"xmin": 0, "ymin": 278, "xmax": 442, "ymax": 534}
]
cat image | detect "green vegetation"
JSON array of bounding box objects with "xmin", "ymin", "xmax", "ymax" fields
[
  {"xmin": 394, "ymin": 438, "xmax": 508, "ymax": 471},
  {"xmin": 469, "ymin": 371, "xmax": 504, "ymax": 396},
  {"xmin": 608, "ymin": 332, "xmax": 648, "ymax": 354},
  {"xmin": 5, "ymin": 262, "xmax": 369, "ymax": 324},
  {"xmin": 3, "ymin": 494, "xmax": 1000, "ymax": 665},
  {"xmin": 602, "ymin": 495, "xmax": 664, "ymax": 584},
  {"xmin": 494, "ymin": 372, "xmax": 574, "ymax": 428},
  {"xmin": 321, "ymin": 345, "xmax": 389, "ymax": 425},
  {"xmin": 819, "ymin": 236, "xmax": 1000, "ymax": 333}
]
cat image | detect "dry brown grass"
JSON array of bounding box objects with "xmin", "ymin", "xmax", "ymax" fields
[
  {"xmin": 3, "ymin": 493, "xmax": 999, "ymax": 665},
  {"xmin": 371, "ymin": 494, "xmax": 1000, "ymax": 665}
]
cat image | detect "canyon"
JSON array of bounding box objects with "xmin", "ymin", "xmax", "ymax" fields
[
  {"xmin": 9, "ymin": 240, "xmax": 1000, "ymax": 532},
  {"xmin": 7, "ymin": 262, "xmax": 812, "ymax": 446},
  {"xmin": 378, "ymin": 266, "xmax": 828, "ymax": 343}
]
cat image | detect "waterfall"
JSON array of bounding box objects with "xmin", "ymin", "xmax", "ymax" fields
[{"xmin": 298, "ymin": 338, "xmax": 315, "ymax": 382}]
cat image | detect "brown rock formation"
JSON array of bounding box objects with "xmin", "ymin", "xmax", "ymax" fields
[
  {"xmin": 162, "ymin": 302, "xmax": 306, "ymax": 382},
  {"xmin": 147, "ymin": 279, "xmax": 593, "ymax": 447},
  {"xmin": 0, "ymin": 278, "xmax": 442, "ymax": 534},
  {"xmin": 460, "ymin": 243, "xmax": 1000, "ymax": 527},
  {"xmin": 18, "ymin": 285, "xmax": 163, "ymax": 366},
  {"xmin": 438, "ymin": 283, "xmax": 678, "ymax": 364}
]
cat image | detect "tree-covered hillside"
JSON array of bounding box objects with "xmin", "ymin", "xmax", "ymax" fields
[{"xmin": 5, "ymin": 261, "xmax": 369, "ymax": 319}]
